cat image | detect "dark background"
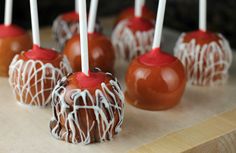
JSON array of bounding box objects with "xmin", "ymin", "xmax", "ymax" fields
[{"xmin": 0, "ymin": 0, "xmax": 235, "ymax": 48}]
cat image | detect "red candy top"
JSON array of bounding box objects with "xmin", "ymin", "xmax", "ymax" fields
[
  {"xmin": 76, "ymin": 71, "xmax": 106, "ymax": 89},
  {"xmin": 139, "ymin": 48, "xmax": 177, "ymax": 67},
  {"xmin": 183, "ymin": 30, "xmax": 220, "ymax": 45},
  {"xmin": 25, "ymin": 45, "xmax": 58, "ymax": 60},
  {"xmin": 0, "ymin": 25, "xmax": 26, "ymax": 38},
  {"xmin": 127, "ymin": 17, "xmax": 154, "ymax": 32},
  {"xmin": 115, "ymin": 5, "xmax": 155, "ymax": 25},
  {"xmin": 61, "ymin": 11, "xmax": 79, "ymax": 22}
]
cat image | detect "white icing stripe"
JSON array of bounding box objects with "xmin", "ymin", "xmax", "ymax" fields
[
  {"xmin": 9, "ymin": 55, "xmax": 72, "ymax": 106},
  {"xmin": 52, "ymin": 16, "xmax": 79, "ymax": 50},
  {"xmin": 50, "ymin": 73, "xmax": 125, "ymax": 144},
  {"xmin": 174, "ymin": 33, "xmax": 233, "ymax": 86},
  {"xmin": 52, "ymin": 16, "xmax": 101, "ymax": 50},
  {"xmin": 112, "ymin": 20, "xmax": 154, "ymax": 61}
]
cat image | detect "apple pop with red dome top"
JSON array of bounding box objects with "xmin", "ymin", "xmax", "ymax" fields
[
  {"xmin": 115, "ymin": 0, "xmax": 155, "ymax": 25},
  {"xmin": 0, "ymin": 0, "xmax": 32, "ymax": 77},
  {"xmin": 64, "ymin": 0, "xmax": 115, "ymax": 73},
  {"xmin": 125, "ymin": 0, "xmax": 186, "ymax": 111},
  {"xmin": 50, "ymin": 0, "xmax": 124, "ymax": 144},
  {"xmin": 112, "ymin": 0, "xmax": 155, "ymax": 62},
  {"xmin": 174, "ymin": 0, "xmax": 233, "ymax": 86},
  {"xmin": 8, "ymin": 0, "xmax": 72, "ymax": 107},
  {"xmin": 52, "ymin": 0, "xmax": 101, "ymax": 50}
]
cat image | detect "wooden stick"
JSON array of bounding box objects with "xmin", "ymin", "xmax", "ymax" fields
[
  {"xmin": 199, "ymin": 0, "xmax": 207, "ymax": 31},
  {"xmin": 135, "ymin": 0, "xmax": 142, "ymax": 17},
  {"xmin": 75, "ymin": 0, "xmax": 79, "ymax": 14},
  {"xmin": 152, "ymin": 0, "xmax": 166, "ymax": 49},
  {"xmin": 30, "ymin": 0, "xmax": 41, "ymax": 46},
  {"xmin": 88, "ymin": 0, "xmax": 99, "ymax": 33},
  {"xmin": 79, "ymin": 0, "xmax": 89, "ymax": 76},
  {"xmin": 141, "ymin": 0, "xmax": 145, "ymax": 7},
  {"xmin": 4, "ymin": 0, "xmax": 13, "ymax": 26}
]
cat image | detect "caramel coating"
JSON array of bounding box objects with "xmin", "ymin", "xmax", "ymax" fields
[
  {"xmin": 64, "ymin": 33, "xmax": 115, "ymax": 73},
  {"xmin": 9, "ymin": 52, "xmax": 71, "ymax": 106},
  {"xmin": 0, "ymin": 33, "xmax": 32, "ymax": 76},
  {"xmin": 125, "ymin": 57, "xmax": 186, "ymax": 110},
  {"xmin": 174, "ymin": 31, "xmax": 233, "ymax": 86}
]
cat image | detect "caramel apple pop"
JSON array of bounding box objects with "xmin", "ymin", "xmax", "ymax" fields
[
  {"xmin": 112, "ymin": 0, "xmax": 155, "ymax": 62},
  {"xmin": 174, "ymin": 0, "xmax": 233, "ymax": 86},
  {"xmin": 50, "ymin": 0, "xmax": 124, "ymax": 144},
  {"xmin": 0, "ymin": 0, "xmax": 32, "ymax": 77},
  {"xmin": 125, "ymin": 0, "xmax": 186, "ymax": 111},
  {"xmin": 52, "ymin": 0, "xmax": 101, "ymax": 50},
  {"xmin": 9, "ymin": 0, "xmax": 72, "ymax": 106},
  {"xmin": 64, "ymin": 0, "xmax": 115, "ymax": 73}
]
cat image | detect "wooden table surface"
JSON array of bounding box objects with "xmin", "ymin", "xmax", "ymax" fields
[{"xmin": 0, "ymin": 18, "xmax": 236, "ymax": 153}]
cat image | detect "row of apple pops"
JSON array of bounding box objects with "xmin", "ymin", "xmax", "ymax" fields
[
  {"xmin": 6, "ymin": 0, "xmax": 175, "ymax": 107},
  {"xmin": 79, "ymin": 0, "xmax": 164, "ymax": 75},
  {"xmin": 49, "ymin": 0, "xmax": 170, "ymax": 144},
  {"xmin": 5, "ymin": 0, "xmax": 123, "ymax": 144},
  {"xmin": 2, "ymin": 0, "xmax": 230, "ymax": 113},
  {"xmin": 2, "ymin": 0, "xmax": 107, "ymax": 46},
  {"xmin": 110, "ymin": 0, "xmax": 209, "ymax": 62},
  {"xmin": 77, "ymin": 0, "xmax": 163, "ymax": 75},
  {"xmin": 3, "ymin": 0, "xmax": 203, "ymax": 37},
  {"xmin": 30, "ymin": 0, "xmax": 102, "ymax": 54},
  {"xmin": 2, "ymin": 0, "xmax": 205, "ymax": 39}
]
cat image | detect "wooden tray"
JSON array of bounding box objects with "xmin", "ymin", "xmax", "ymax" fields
[{"xmin": 0, "ymin": 18, "xmax": 236, "ymax": 153}]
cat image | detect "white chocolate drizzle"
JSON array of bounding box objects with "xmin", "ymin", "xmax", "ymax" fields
[
  {"xmin": 9, "ymin": 54, "xmax": 72, "ymax": 106},
  {"xmin": 112, "ymin": 20, "xmax": 154, "ymax": 62},
  {"xmin": 52, "ymin": 16, "xmax": 79, "ymax": 50},
  {"xmin": 52, "ymin": 15, "xmax": 101, "ymax": 50},
  {"xmin": 50, "ymin": 72, "xmax": 125, "ymax": 144},
  {"xmin": 174, "ymin": 33, "xmax": 233, "ymax": 86}
]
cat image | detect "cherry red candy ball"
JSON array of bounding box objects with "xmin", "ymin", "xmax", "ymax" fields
[
  {"xmin": 125, "ymin": 49, "xmax": 186, "ymax": 111},
  {"xmin": 64, "ymin": 32, "xmax": 115, "ymax": 73}
]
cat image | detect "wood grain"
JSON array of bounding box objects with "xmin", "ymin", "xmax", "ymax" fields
[{"xmin": 128, "ymin": 109, "xmax": 236, "ymax": 153}]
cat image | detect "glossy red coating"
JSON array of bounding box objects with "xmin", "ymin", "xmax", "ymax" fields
[
  {"xmin": 183, "ymin": 30, "xmax": 221, "ymax": 45},
  {"xmin": 139, "ymin": 48, "xmax": 176, "ymax": 66},
  {"xmin": 25, "ymin": 45, "xmax": 59, "ymax": 60},
  {"xmin": 0, "ymin": 25, "xmax": 26, "ymax": 38},
  {"xmin": 127, "ymin": 17, "xmax": 154, "ymax": 32},
  {"xmin": 115, "ymin": 6, "xmax": 155, "ymax": 25},
  {"xmin": 75, "ymin": 71, "xmax": 106, "ymax": 89},
  {"xmin": 61, "ymin": 11, "xmax": 79, "ymax": 22}
]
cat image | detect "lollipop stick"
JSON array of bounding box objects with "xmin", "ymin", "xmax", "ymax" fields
[
  {"xmin": 152, "ymin": 0, "xmax": 166, "ymax": 49},
  {"xmin": 75, "ymin": 0, "xmax": 79, "ymax": 14},
  {"xmin": 135, "ymin": 0, "xmax": 142, "ymax": 17},
  {"xmin": 141, "ymin": 0, "xmax": 146, "ymax": 7},
  {"xmin": 88, "ymin": 0, "xmax": 99, "ymax": 33},
  {"xmin": 30, "ymin": 0, "xmax": 40, "ymax": 46},
  {"xmin": 199, "ymin": 0, "xmax": 207, "ymax": 31},
  {"xmin": 79, "ymin": 0, "xmax": 89, "ymax": 76},
  {"xmin": 4, "ymin": 0, "xmax": 13, "ymax": 26}
]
